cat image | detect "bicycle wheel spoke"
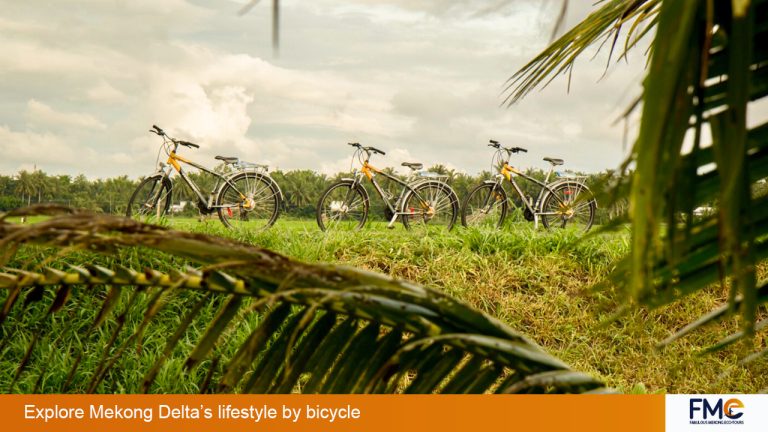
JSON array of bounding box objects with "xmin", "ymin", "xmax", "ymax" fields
[
  {"xmin": 317, "ymin": 182, "xmax": 367, "ymax": 231},
  {"xmin": 461, "ymin": 183, "xmax": 506, "ymax": 229},
  {"xmin": 217, "ymin": 174, "xmax": 279, "ymax": 230},
  {"xmin": 540, "ymin": 183, "xmax": 595, "ymax": 232},
  {"xmin": 250, "ymin": 178, "xmax": 271, "ymax": 198},
  {"xmin": 433, "ymin": 198, "xmax": 454, "ymax": 213},
  {"xmin": 127, "ymin": 177, "xmax": 171, "ymax": 224},
  {"xmin": 402, "ymin": 182, "xmax": 457, "ymax": 231},
  {"xmin": 571, "ymin": 200, "xmax": 594, "ymax": 213}
]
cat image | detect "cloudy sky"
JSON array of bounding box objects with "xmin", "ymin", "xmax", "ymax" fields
[{"xmin": 0, "ymin": 0, "xmax": 649, "ymax": 179}]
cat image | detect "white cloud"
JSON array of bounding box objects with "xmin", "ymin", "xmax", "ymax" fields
[
  {"xmin": 317, "ymin": 147, "xmax": 446, "ymax": 177},
  {"xmin": 0, "ymin": 125, "xmax": 136, "ymax": 178},
  {"xmin": 86, "ymin": 81, "xmax": 126, "ymax": 102},
  {"xmin": 0, "ymin": 126, "xmax": 80, "ymax": 167},
  {"xmin": 25, "ymin": 100, "xmax": 107, "ymax": 131},
  {"xmin": 319, "ymin": 154, "xmax": 357, "ymax": 176},
  {"xmin": 0, "ymin": 0, "xmax": 648, "ymax": 179}
]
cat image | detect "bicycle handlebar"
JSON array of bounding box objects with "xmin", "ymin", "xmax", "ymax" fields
[
  {"xmin": 348, "ymin": 142, "xmax": 386, "ymax": 157},
  {"xmin": 177, "ymin": 140, "xmax": 200, "ymax": 149},
  {"xmin": 488, "ymin": 139, "xmax": 527, "ymax": 154},
  {"xmin": 150, "ymin": 125, "xmax": 200, "ymax": 149}
]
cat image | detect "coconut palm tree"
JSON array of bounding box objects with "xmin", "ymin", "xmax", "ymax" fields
[
  {"xmin": 14, "ymin": 171, "xmax": 36, "ymax": 206},
  {"xmin": 30, "ymin": 170, "xmax": 51, "ymax": 204},
  {"xmin": 428, "ymin": 164, "xmax": 456, "ymax": 182},
  {"xmin": 510, "ymin": 0, "xmax": 768, "ymax": 354}
]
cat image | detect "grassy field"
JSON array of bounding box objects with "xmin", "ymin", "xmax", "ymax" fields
[{"xmin": 2, "ymin": 216, "xmax": 767, "ymax": 393}]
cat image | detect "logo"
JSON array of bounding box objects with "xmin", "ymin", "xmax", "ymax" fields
[
  {"xmin": 689, "ymin": 398, "xmax": 744, "ymax": 425},
  {"xmin": 724, "ymin": 399, "xmax": 745, "ymax": 419}
]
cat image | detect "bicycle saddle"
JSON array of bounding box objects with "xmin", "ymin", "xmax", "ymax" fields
[
  {"xmin": 215, "ymin": 156, "xmax": 240, "ymax": 164},
  {"xmin": 543, "ymin": 157, "xmax": 564, "ymax": 166},
  {"xmin": 401, "ymin": 162, "xmax": 423, "ymax": 170}
]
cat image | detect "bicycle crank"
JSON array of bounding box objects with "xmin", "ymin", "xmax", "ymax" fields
[{"xmin": 523, "ymin": 208, "xmax": 535, "ymax": 222}]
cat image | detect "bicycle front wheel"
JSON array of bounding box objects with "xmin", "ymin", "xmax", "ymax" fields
[
  {"xmin": 216, "ymin": 172, "xmax": 281, "ymax": 230},
  {"xmin": 460, "ymin": 182, "xmax": 507, "ymax": 229},
  {"xmin": 401, "ymin": 181, "xmax": 459, "ymax": 231},
  {"xmin": 316, "ymin": 181, "xmax": 369, "ymax": 231},
  {"xmin": 540, "ymin": 182, "xmax": 596, "ymax": 232},
  {"xmin": 126, "ymin": 175, "xmax": 172, "ymax": 223}
]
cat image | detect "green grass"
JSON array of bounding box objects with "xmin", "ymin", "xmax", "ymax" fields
[
  {"xmin": 149, "ymin": 217, "xmax": 768, "ymax": 392},
  {"xmin": 2, "ymin": 216, "xmax": 767, "ymax": 393}
]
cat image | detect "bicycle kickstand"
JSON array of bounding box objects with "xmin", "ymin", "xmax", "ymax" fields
[{"xmin": 386, "ymin": 213, "xmax": 398, "ymax": 229}]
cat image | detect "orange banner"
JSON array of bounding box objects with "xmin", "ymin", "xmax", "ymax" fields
[{"xmin": 3, "ymin": 394, "xmax": 664, "ymax": 432}]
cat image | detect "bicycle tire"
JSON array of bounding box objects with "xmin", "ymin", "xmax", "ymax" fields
[
  {"xmin": 400, "ymin": 180, "xmax": 459, "ymax": 231},
  {"xmin": 316, "ymin": 181, "xmax": 369, "ymax": 231},
  {"xmin": 126, "ymin": 175, "xmax": 172, "ymax": 222},
  {"xmin": 215, "ymin": 172, "xmax": 281, "ymax": 230},
  {"xmin": 540, "ymin": 181, "xmax": 596, "ymax": 232},
  {"xmin": 460, "ymin": 182, "xmax": 508, "ymax": 229}
]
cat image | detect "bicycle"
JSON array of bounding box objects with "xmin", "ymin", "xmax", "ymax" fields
[
  {"xmin": 126, "ymin": 125, "xmax": 283, "ymax": 230},
  {"xmin": 460, "ymin": 140, "xmax": 597, "ymax": 232},
  {"xmin": 316, "ymin": 143, "xmax": 460, "ymax": 231}
]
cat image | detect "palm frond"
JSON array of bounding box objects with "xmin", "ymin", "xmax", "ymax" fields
[
  {"xmin": 504, "ymin": 0, "xmax": 660, "ymax": 105},
  {"xmin": 0, "ymin": 206, "xmax": 608, "ymax": 394},
  {"xmin": 512, "ymin": 0, "xmax": 768, "ymax": 356},
  {"xmin": 238, "ymin": 0, "xmax": 279, "ymax": 56},
  {"xmin": 607, "ymin": 0, "xmax": 768, "ymax": 353}
]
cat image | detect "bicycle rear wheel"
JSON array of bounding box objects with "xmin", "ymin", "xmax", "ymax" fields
[
  {"xmin": 401, "ymin": 181, "xmax": 459, "ymax": 231},
  {"xmin": 460, "ymin": 183, "xmax": 507, "ymax": 229},
  {"xmin": 216, "ymin": 172, "xmax": 281, "ymax": 230},
  {"xmin": 316, "ymin": 181, "xmax": 369, "ymax": 231},
  {"xmin": 540, "ymin": 182, "xmax": 596, "ymax": 232},
  {"xmin": 126, "ymin": 175, "xmax": 172, "ymax": 223}
]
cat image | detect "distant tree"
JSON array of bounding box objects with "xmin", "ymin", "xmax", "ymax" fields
[
  {"xmin": 30, "ymin": 169, "xmax": 51, "ymax": 203},
  {"xmin": 14, "ymin": 171, "xmax": 35, "ymax": 206}
]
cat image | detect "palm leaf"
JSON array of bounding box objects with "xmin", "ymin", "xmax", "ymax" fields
[
  {"xmin": 0, "ymin": 206, "xmax": 608, "ymax": 393},
  {"xmin": 504, "ymin": 0, "xmax": 660, "ymax": 106},
  {"xmin": 510, "ymin": 0, "xmax": 768, "ymax": 358},
  {"xmin": 238, "ymin": 0, "xmax": 280, "ymax": 56}
]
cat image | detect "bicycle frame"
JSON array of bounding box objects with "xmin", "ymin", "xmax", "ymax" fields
[
  {"xmin": 350, "ymin": 160, "xmax": 449, "ymax": 228},
  {"xmin": 490, "ymin": 162, "xmax": 589, "ymax": 228},
  {"xmin": 159, "ymin": 150, "xmax": 252, "ymax": 212}
]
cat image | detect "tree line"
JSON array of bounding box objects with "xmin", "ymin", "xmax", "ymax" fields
[{"xmin": 0, "ymin": 166, "xmax": 625, "ymax": 223}]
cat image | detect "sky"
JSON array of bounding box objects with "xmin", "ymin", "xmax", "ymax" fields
[{"xmin": 0, "ymin": 0, "xmax": 650, "ymax": 179}]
